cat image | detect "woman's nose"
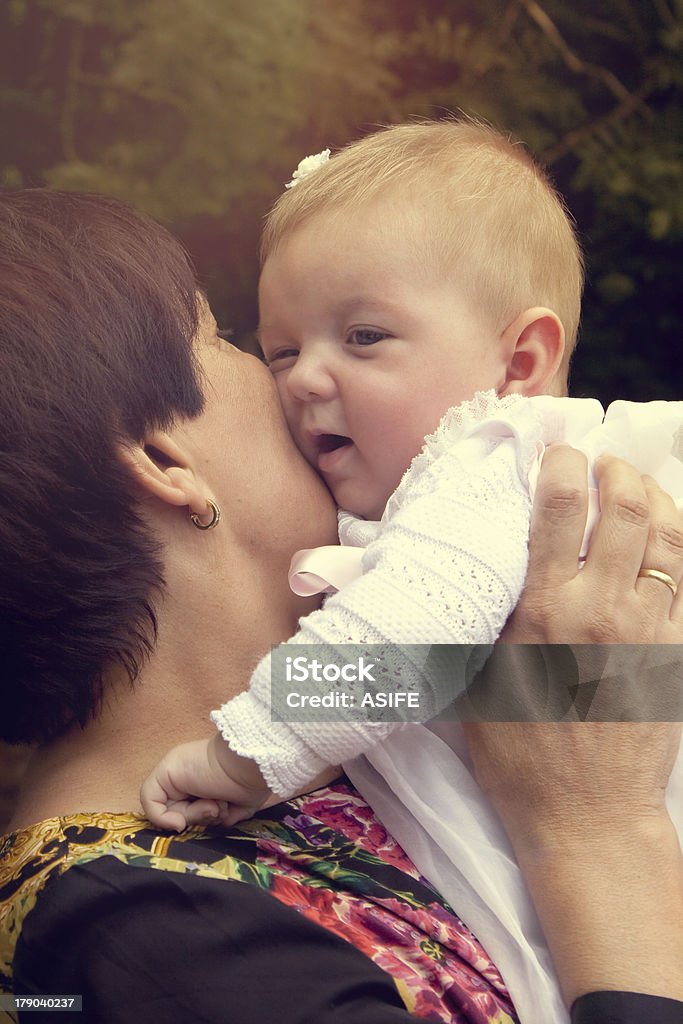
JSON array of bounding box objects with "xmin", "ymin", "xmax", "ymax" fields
[{"xmin": 286, "ymin": 351, "xmax": 337, "ymax": 402}]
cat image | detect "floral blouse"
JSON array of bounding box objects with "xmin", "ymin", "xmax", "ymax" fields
[{"xmin": 0, "ymin": 778, "xmax": 517, "ymax": 1023}]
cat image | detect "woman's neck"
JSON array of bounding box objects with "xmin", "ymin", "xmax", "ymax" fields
[
  {"xmin": 8, "ymin": 670, "xmax": 210, "ymax": 830},
  {"xmin": 8, "ymin": 577, "xmax": 317, "ymax": 832}
]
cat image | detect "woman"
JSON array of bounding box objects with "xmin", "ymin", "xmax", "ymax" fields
[{"xmin": 0, "ymin": 189, "xmax": 681, "ymax": 1024}]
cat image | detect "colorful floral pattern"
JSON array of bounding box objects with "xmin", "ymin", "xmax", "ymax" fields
[{"xmin": 0, "ymin": 779, "xmax": 517, "ymax": 1024}]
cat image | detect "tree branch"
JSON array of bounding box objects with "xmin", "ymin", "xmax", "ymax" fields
[
  {"xmin": 468, "ymin": 0, "xmax": 523, "ymax": 77},
  {"xmin": 520, "ymin": 0, "xmax": 652, "ymax": 116},
  {"xmin": 542, "ymin": 79, "xmax": 659, "ymax": 165},
  {"xmin": 494, "ymin": 0, "xmax": 524, "ymax": 54}
]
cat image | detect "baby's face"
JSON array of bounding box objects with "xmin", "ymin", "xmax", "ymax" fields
[{"xmin": 258, "ymin": 205, "xmax": 510, "ymax": 520}]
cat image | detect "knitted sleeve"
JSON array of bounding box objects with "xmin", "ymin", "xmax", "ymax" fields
[{"xmin": 212, "ymin": 394, "xmax": 541, "ymax": 796}]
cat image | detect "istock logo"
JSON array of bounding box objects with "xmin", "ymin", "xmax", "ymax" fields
[{"xmin": 284, "ymin": 655, "xmax": 376, "ymax": 683}]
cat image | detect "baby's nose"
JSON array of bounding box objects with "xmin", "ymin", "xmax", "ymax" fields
[{"xmin": 286, "ymin": 353, "xmax": 337, "ymax": 402}]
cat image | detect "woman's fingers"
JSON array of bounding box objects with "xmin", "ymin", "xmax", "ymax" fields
[
  {"xmin": 511, "ymin": 448, "xmax": 683, "ymax": 646},
  {"xmin": 526, "ymin": 445, "xmax": 589, "ymax": 589},
  {"xmin": 585, "ymin": 459, "xmax": 683, "ymax": 618},
  {"xmin": 636, "ymin": 476, "xmax": 683, "ymax": 625},
  {"xmin": 581, "ymin": 455, "xmax": 651, "ymax": 601},
  {"xmin": 502, "ymin": 446, "xmax": 588, "ymax": 642}
]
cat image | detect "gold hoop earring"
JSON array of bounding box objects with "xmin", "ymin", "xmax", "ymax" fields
[{"xmin": 190, "ymin": 498, "xmax": 221, "ymax": 531}]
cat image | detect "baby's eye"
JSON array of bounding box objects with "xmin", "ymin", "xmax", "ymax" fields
[
  {"xmin": 265, "ymin": 347, "xmax": 299, "ymax": 372},
  {"xmin": 347, "ymin": 328, "xmax": 390, "ymax": 346}
]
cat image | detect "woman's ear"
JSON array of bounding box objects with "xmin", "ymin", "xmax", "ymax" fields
[
  {"xmin": 118, "ymin": 430, "xmax": 208, "ymax": 516},
  {"xmin": 499, "ymin": 307, "xmax": 565, "ymax": 397}
]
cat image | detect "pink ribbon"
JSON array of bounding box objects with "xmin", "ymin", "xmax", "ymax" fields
[{"xmin": 289, "ymin": 545, "xmax": 365, "ymax": 597}]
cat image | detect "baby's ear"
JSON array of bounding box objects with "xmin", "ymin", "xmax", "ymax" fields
[
  {"xmin": 117, "ymin": 430, "xmax": 208, "ymax": 517},
  {"xmin": 499, "ymin": 307, "xmax": 565, "ymax": 397}
]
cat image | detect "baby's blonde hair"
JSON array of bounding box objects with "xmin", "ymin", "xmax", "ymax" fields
[{"xmin": 261, "ymin": 119, "xmax": 584, "ymax": 394}]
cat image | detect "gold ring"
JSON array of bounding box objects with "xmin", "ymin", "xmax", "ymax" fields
[{"xmin": 637, "ymin": 568, "xmax": 678, "ymax": 597}]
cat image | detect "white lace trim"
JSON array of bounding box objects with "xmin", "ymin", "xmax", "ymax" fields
[{"xmin": 385, "ymin": 390, "xmax": 537, "ymax": 520}]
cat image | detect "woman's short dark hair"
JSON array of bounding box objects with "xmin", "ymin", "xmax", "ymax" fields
[{"xmin": 0, "ymin": 190, "xmax": 204, "ymax": 743}]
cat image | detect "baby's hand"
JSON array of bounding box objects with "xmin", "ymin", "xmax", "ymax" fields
[{"xmin": 140, "ymin": 733, "xmax": 272, "ymax": 832}]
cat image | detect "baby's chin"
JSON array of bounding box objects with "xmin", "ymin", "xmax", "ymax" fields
[{"xmin": 331, "ymin": 491, "xmax": 389, "ymax": 522}]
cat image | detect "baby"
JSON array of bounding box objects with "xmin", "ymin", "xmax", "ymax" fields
[{"xmin": 142, "ymin": 119, "xmax": 683, "ymax": 827}]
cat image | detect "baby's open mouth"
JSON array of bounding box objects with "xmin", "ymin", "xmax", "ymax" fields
[{"xmin": 318, "ymin": 433, "xmax": 352, "ymax": 453}]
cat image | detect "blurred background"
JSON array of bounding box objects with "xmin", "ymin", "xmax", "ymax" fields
[
  {"xmin": 1, "ymin": 0, "xmax": 682, "ymax": 827},
  {"xmin": 2, "ymin": 0, "xmax": 682, "ymax": 400}
]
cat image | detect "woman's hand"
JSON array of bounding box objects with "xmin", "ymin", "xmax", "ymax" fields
[
  {"xmin": 503, "ymin": 446, "xmax": 683, "ymax": 644},
  {"xmin": 464, "ymin": 447, "xmax": 683, "ymax": 1007}
]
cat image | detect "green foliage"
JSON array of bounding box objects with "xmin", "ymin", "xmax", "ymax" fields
[
  {"xmin": 1, "ymin": 0, "xmax": 681, "ymax": 397},
  {"xmin": 365, "ymin": 0, "xmax": 683, "ymax": 400},
  {"xmin": 1, "ymin": 0, "xmax": 397, "ymax": 217}
]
